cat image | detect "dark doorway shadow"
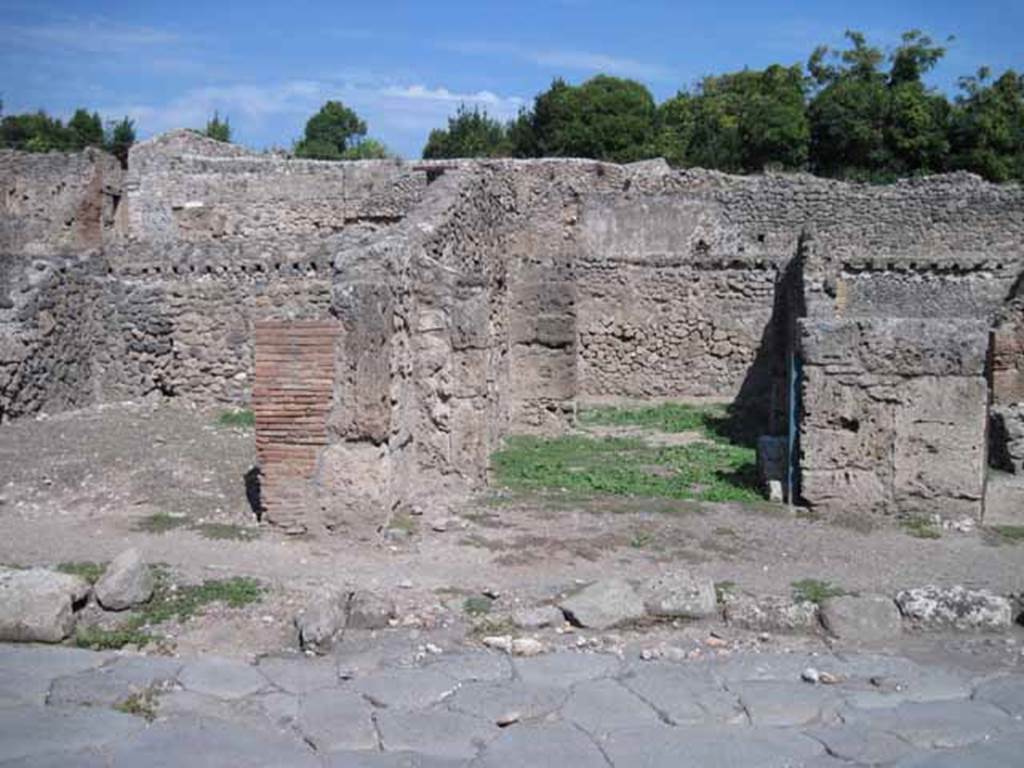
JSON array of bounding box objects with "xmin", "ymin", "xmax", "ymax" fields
[{"xmin": 244, "ymin": 465, "xmax": 264, "ymax": 521}]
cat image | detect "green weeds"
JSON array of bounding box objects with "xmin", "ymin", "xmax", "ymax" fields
[
  {"xmin": 791, "ymin": 578, "xmax": 845, "ymax": 604},
  {"xmin": 55, "ymin": 561, "xmax": 107, "ymax": 585},
  {"xmin": 217, "ymin": 408, "xmax": 255, "ymax": 428},
  {"xmin": 74, "ymin": 571, "xmax": 264, "ymax": 650}
]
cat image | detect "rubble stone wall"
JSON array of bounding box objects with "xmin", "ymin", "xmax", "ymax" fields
[
  {"xmin": 0, "ymin": 149, "xmax": 123, "ymax": 255},
  {"xmin": 3, "ymin": 135, "xmax": 1024, "ymax": 523}
]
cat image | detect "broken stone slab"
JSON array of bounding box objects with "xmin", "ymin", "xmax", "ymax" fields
[
  {"xmin": 95, "ymin": 549, "xmax": 154, "ymax": 611},
  {"xmin": 559, "ymin": 578, "xmax": 645, "ymax": 630},
  {"xmin": 638, "ymin": 570, "xmax": 717, "ymax": 619},
  {"xmin": 895, "ymin": 585, "xmax": 1013, "ymax": 631},
  {"xmin": 0, "ymin": 567, "xmax": 90, "ymax": 642},
  {"xmin": 820, "ymin": 594, "xmax": 902, "ymax": 642},
  {"xmin": 724, "ymin": 594, "xmax": 820, "ymax": 634}
]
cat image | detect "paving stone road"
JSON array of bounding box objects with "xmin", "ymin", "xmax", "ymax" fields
[{"xmin": 1, "ymin": 642, "xmax": 1023, "ymax": 767}]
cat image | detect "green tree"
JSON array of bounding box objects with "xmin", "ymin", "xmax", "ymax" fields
[
  {"xmin": 341, "ymin": 138, "xmax": 391, "ymax": 159},
  {"xmin": 807, "ymin": 30, "xmax": 951, "ymax": 179},
  {"xmin": 949, "ymin": 68, "xmax": 1024, "ymax": 182},
  {"xmin": 105, "ymin": 117, "xmax": 136, "ymax": 168},
  {"xmin": 294, "ymin": 100, "xmax": 367, "ymax": 160},
  {"xmin": 422, "ymin": 105, "xmax": 511, "ymax": 159},
  {"xmin": 659, "ymin": 65, "xmax": 808, "ymax": 172},
  {"xmin": 524, "ymin": 75, "xmax": 658, "ymax": 163},
  {"xmin": 204, "ymin": 111, "xmax": 231, "ymax": 143},
  {"xmin": 68, "ymin": 108, "xmax": 104, "ymax": 149},
  {"xmin": 1, "ymin": 110, "xmax": 72, "ymax": 152}
]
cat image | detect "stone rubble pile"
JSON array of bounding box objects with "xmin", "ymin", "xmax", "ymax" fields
[{"xmin": 0, "ymin": 548, "xmax": 153, "ymax": 643}]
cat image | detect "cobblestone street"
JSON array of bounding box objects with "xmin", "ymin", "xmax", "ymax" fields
[{"xmin": 2, "ymin": 642, "xmax": 1023, "ymax": 767}]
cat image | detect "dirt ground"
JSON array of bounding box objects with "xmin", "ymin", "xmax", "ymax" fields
[{"xmin": 1, "ymin": 401, "xmax": 1022, "ymax": 660}]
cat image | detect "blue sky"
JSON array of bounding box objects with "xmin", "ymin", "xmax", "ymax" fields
[{"xmin": 1, "ymin": 1, "xmax": 1021, "ymax": 158}]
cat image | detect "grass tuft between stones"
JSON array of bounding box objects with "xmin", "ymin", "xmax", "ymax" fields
[
  {"xmin": 74, "ymin": 570, "xmax": 265, "ymax": 650},
  {"xmin": 55, "ymin": 561, "xmax": 107, "ymax": 585},
  {"xmin": 900, "ymin": 515, "xmax": 942, "ymax": 540},
  {"xmin": 791, "ymin": 578, "xmax": 846, "ymax": 605},
  {"xmin": 113, "ymin": 688, "xmax": 161, "ymax": 721}
]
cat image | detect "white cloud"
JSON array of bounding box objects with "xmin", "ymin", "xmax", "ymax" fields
[
  {"xmin": 380, "ymin": 84, "xmax": 524, "ymax": 109},
  {"xmin": 98, "ymin": 78, "xmax": 527, "ymax": 158},
  {"xmin": 0, "ymin": 19, "xmax": 179, "ymax": 54},
  {"xmin": 444, "ymin": 40, "xmax": 671, "ymax": 81}
]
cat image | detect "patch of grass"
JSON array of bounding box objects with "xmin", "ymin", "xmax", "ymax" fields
[
  {"xmin": 55, "ymin": 561, "xmax": 107, "ymax": 585},
  {"xmin": 791, "ymin": 579, "xmax": 845, "ymax": 605},
  {"xmin": 987, "ymin": 525, "xmax": 1024, "ymax": 544},
  {"xmin": 113, "ymin": 688, "xmax": 160, "ymax": 721},
  {"xmin": 579, "ymin": 402, "xmax": 725, "ymax": 434},
  {"xmin": 74, "ymin": 624, "xmax": 151, "ymax": 651},
  {"xmin": 133, "ymin": 512, "xmax": 190, "ymax": 534},
  {"xmin": 630, "ymin": 529, "xmax": 655, "ymax": 549},
  {"xmin": 217, "ymin": 408, "xmax": 255, "ymax": 428},
  {"xmin": 75, "ymin": 572, "xmax": 265, "ymax": 650},
  {"xmin": 491, "ymin": 433, "xmax": 760, "ymax": 504},
  {"xmin": 900, "ymin": 515, "xmax": 942, "ymax": 540},
  {"xmin": 714, "ymin": 580, "xmax": 736, "ymax": 604},
  {"xmin": 463, "ymin": 595, "xmax": 494, "ymax": 616},
  {"xmin": 469, "ymin": 614, "xmax": 518, "ymax": 638},
  {"xmin": 192, "ymin": 522, "xmax": 260, "ymax": 542},
  {"xmin": 387, "ymin": 513, "xmax": 418, "ymax": 535}
]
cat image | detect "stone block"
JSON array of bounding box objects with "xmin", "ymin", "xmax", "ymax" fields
[
  {"xmin": 895, "ymin": 585, "xmax": 1013, "ymax": 631},
  {"xmin": 820, "ymin": 594, "xmax": 902, "ymax": 642},
  {"xmin": 638, "ymin": 570, "xmax": 717, "ymax": 619},
  {"xmin": 0, "ymin": 567, "xmax": 90, "ymax": 643},
  {"xmin": 559, "ymin": 578, "xmax": 645, "ymax": 630}
]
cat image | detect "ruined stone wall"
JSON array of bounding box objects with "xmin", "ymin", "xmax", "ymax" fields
[
  {"xmin": 1, "ymin": 149, "xmax": 122, "ymax": 255},
  {"xmin": 574, "ymin": 171, "xmax": 1024, "ymax": 408},
  {"xmin": 0, "ymin": 135, "xmax": 433, "ymax": 419},
  {"xmin": 125, "ymin": 130, "xmax": 425, "ymax": 244}
]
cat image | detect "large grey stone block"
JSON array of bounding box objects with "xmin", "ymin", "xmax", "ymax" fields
[
  {"xmin": 603, "ymin": 725, "xmax": 825, "ymax": 768},
  {"xmin": 559, "ymin": 578, "xmax": 645, "ymax": 630},
  {"xmin": 820, "ymin": 594, "xmax": 902, "ymax": 642},
  {"xmin": 375, "ymin": 709, "xmax": 496, "ymax": 761},
  {"xmin": 178, "ymin": 657, "xmax": 269, "ymax": 700},
  {"xmin": 638, "ymin": 570, "xmax": 717, "ymax": 619},
  {"xmin": 296, "ymin": 688, "xmax": 377, "ymax": 752},
  {"xmin": 896, "ymin": 585, "xmax": 1013, "ymax": 631},
  {"xmin": 0, "ymin": 568, "xmax": 90, "ymax": 643},
  {"xmin": 474, "ymin": 721, "xmax": 607, "ymax": 768}
]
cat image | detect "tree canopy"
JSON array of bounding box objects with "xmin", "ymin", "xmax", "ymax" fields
[
  {"xmin": 422, "ymin": 105, "xmax": 512, "ymax": 159},
  {"xmin": 418, "ymin": 29, "xmax": 1023, "ymax": 183},
  {"xmin": 203, "ymin": 112, "xmax": 231, "ymax": 143},
  {"xmin": 1, "ymin": 106, "xmax": 136, "ymax": 167},
  {"xmin": 294, "ymin": 100, "xmax": 368, "ymax": 160}
]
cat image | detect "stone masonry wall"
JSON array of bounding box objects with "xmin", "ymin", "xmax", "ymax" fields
[
  {"xmin": 1, "ymin": 148, "xmax": 122, "ymax": 256},
  {"xmin": 799, "ymin": 318, "xmax": 990, "ymax": 519}
]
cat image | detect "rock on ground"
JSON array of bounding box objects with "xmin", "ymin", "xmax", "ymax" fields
[
  {"xmin": 895, "ymin": 585, "xmax": 1013, "ymax": 631},
  {"xmin": 512, "ymin": 605, "xmax": 563, "ymax": 629},
  {"xmin": 95, "ymin": 549, "xmax": 154, "ymax": 611},
  {"xmin": 724, "ymin": 594, "xmax": 820, "ymax": 633},
  {"xmin": 638, "ymin": 570, "xmax": 717, "ymax": 619},
  {"xmin": 820, "ymin": 594, "xmax": 902, "ymax": 642},
  {"xmin": 0, "ymin": 567, "xmax": 90, "ymax": 642},
  {"xmin": 559, "ymin": 578, "xmax": 645, "ymax": 630},
  {"xmin": 294, "ymin": 588, "xmax": 347, "ymax": 652},
  {"xmin": 346, "ymin": 590, "xmax": 396, "ymax": 630}
]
